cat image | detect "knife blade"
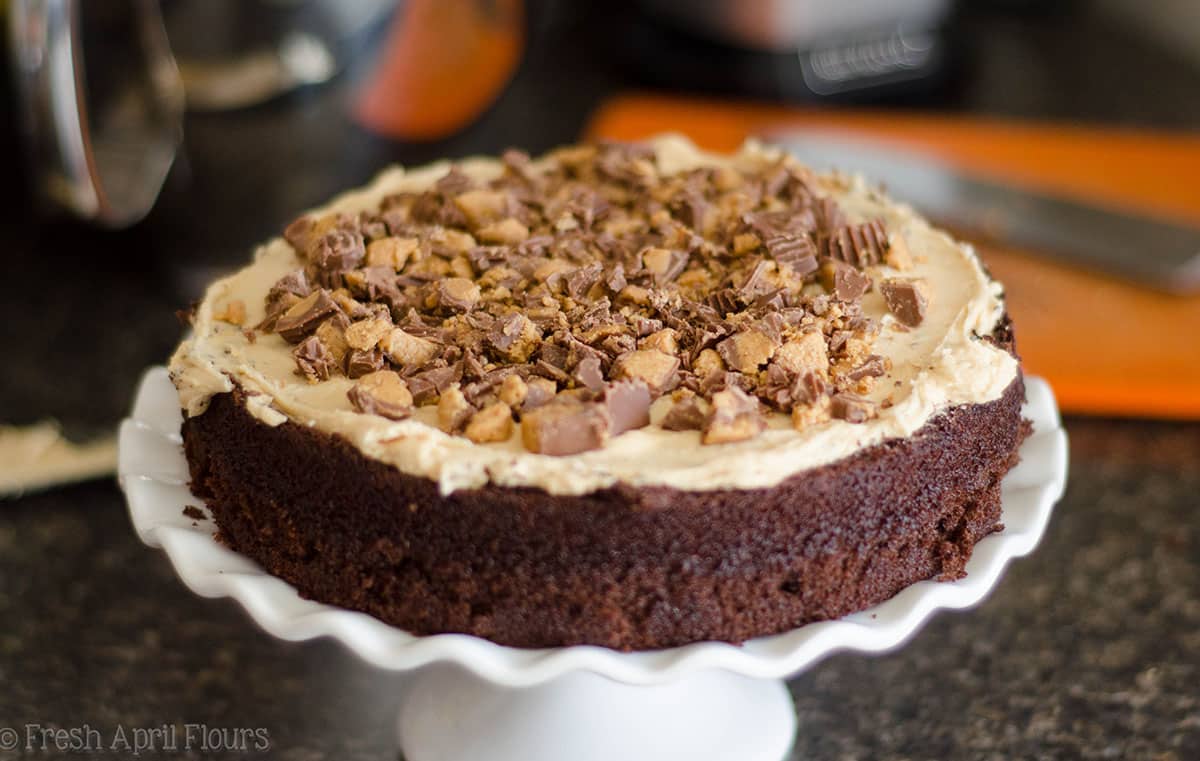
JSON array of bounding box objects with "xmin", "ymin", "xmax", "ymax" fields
[{"xmin": 765, "ymin": 130, "xmax": 1200, "ymax": 294}]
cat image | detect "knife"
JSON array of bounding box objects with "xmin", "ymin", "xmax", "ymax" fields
[{"xmin": 765, "ymin": 130, "xmax": 1200, "ymax": 294}]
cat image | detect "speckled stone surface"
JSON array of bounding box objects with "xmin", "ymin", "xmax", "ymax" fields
[{"xmin": 1, "ymin": 420, "xmax": 1196, "ymax": 759}]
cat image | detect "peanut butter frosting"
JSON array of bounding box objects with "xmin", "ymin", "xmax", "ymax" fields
[{"xmin": 169, "ymin": 136, "xmax": 1018, "ymax": 496}]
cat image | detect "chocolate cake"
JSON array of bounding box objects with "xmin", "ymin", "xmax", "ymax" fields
[{"xmin": 171, "ymin": 136, "xmax": 1026, "ymax": 650}]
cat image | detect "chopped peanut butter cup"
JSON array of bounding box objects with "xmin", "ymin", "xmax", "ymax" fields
[{"xmin": 256, "ymin": 140, "xmax": 931, "ymax": 451}]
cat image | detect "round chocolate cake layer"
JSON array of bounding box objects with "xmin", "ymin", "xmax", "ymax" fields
[
  {"xmin": 172, "ymin": 138, "xmax": 1026, "ymax": 650},
  {"xmin": 182, "ymin": 359, "xmax": 1025, "ymax": 651}
]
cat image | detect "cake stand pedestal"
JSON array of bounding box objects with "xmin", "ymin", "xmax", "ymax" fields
[
  {"xmin": 119, "ymin": 368, "xmax": 1067, "ymax": 761},
  {"xmin": 399, "ymin": 666, "xmax": 795, "ymax": 761}
]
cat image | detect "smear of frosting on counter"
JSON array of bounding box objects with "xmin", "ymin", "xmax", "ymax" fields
[{"xmin": 0, "ymin": 421, "xmax": 117, "ymax": 497}]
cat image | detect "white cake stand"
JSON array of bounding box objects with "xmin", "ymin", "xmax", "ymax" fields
[{"xmin": 119, "ymin": 367, "xmax": 1067, "ymax": 761}]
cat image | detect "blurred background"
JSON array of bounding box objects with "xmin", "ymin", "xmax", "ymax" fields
[
  {"xmin": 1, "ymin": 1, "xmax": 1197, "ymax": 759},
  {"xmin": 3, "ymin": 0, "xmax": 1199, "ymax": 438}
]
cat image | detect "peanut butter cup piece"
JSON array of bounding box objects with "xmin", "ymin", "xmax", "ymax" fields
[
  {"xmin": 732, "ymin": 232, "xmax": 761, "ymax": 256},
  {"xmin": 437, "ymin": 385, "xmax": 476, "ymax": 433},
  {"xmin": 275, "ymin": 289, "xmax": 339, "ymax": 343},
  {"xmin": 407, "ymin": 364, "xmax": 464, "ymax": 405},
  {"xmin": 379, "ymin": 327, "xmax": 440, "ymax": 370},
  {"xmin": 477, "ymin": 217, "xmax": 530, "ymax": 245},
  {"xmin": 498, "ymin": 374, "xmax": 529, "ymax": 408},
  {"xmin": 847, "ymin": 354, "xmax": 889, "ymax": 381},
  {"xmin": 692, "ymin": 348, "xmax": 726, "ymax": 380},
  {"xmin": 521, "ymin": 377, "xmax": 558, "ymax": 410},
  {"xmin": 605, "ymin": 263, "xmax": 628, "ymax": 293},
  {"xmin": 345, "ymin": 317, "xmax": 393, "ymax": 351},
  {"xmin": 433, "ymin": 277, "xmax": 481, "ymax": 313},
  {"xmin": 314, "ymin": 318, "xmax": 350, "ymax": 369},
  {"xmin": 820, "ymin": 259, "xmax": 872, "ymax": 302},
  {"xmin": 309, "ymin": 228, "xmax": 366, "ymax": 285},
  {"xmin": 764, "ymin": 234, "xmax": 818, "ymax": 277},
  {"xmin": 574, "ymin": 355, "xmax": 606, "ymax": 393},
  {"xmin": 346, "ymin": 348, "xmax": 385, "ymax": 379},
  {"xmin": 465, "ymin": 402, "xmax": 514, "ymax": 443},
  {"xmin": 600, "ymin": 381, "xmax": 652, "ymax": 436},
  {"xmin": 830, "ymin": 392, "xmax": 876, "ymax": 423},
  {"xmin": 773, "ymin": 332, "xmax": 829, "ymax": 377},
  {"xmin": 639, "ymin": 328, "xmax": 678, "ymax": 355},
  {"xmin": 344, "ymin": 266, "xmax": 401, "ymax": 302},
  {"xmin": 488, "ymin": 314, "xmax": 542, "ymax": 363},
  {"xmin": 716, "ymin": 329, "xmax": 778, "ymax": 374},
  {"xmin": 641, "ymin": 247, "xmax": 689, "ymax": 283},
  {"xmin": 566, "ymin": 263, "xmax": 604, "ymax": 301},
  {"xmin": 792, "ymin": 395, "xmax": 833, "ymax": 430},
  {"xmin": 880, "ymin": 278, "xmax": 931, "ymax": 327},
  {"xmin": 293, "ymin": 335, "xmax": 337, "ymax": 382},
  {"xmin": 822, "ymin": 219, "xmax": 888, "ymax": 268},
  {"xmin": 612, "ymin": 349, "xmax": 679, "ymax": 395},
  {"xmin": 661, "ymin": 390, "xmax": 708, "ymax": 431},
  {"xmin": 265, "ymin": 269, "xmax": 310, "ymax": 313},
  {"xmin": 365, "ymin": 236, "xmax": 418, "ymax": 270},
  {"xmin": 702, "ymin": 386, "xmax": 765, "ymax": 445},
  {"xmin": 283, "ymin": 214, "xmax": 318, "ymax": 253},
  {"xmin": 454, "ymin": 189, "xmax": 509, "ymax": 228},
  {"xmin": 348, "ymin": 370, "xmax": 414, "ymax": 420},
  {"xmin": 520, "ymin": 399, "xmax": 610, "ymax": 455}
]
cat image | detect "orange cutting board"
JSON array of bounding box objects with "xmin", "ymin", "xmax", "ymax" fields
[{"xmin": 585, "ymin": 94, "xmax": 1200, "ymax": 419}]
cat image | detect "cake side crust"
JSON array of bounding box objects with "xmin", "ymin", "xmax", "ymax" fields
[{"xmin": 182, "ymin": 335, "xmax": 1026, "ymax": 651}]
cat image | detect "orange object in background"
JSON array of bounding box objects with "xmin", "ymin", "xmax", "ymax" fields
[
  {"xmin": 586, "ymin": 94, "xmax": 1200, "ymax": 419},
  {"xmin": 356, "ymin": 0, "xmax": 524, "ymax": 141}
]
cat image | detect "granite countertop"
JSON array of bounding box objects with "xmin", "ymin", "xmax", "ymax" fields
[
  {"xmin": 1, "ymin": 4, "xmax": 1197, "ymax": 759},
  {"xmin": 1, "ymin": 419, "xmax": 1196, "ymax": 759}
]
